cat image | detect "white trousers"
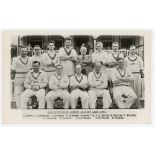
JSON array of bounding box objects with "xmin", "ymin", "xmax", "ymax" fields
[
  {"xmin": 14, "ymin": 85, "xmax": 24, "ymax": 109},
  {"xmin": 113, "ymin": 86, "xmax": 137, "ymax": 109},
  {"xmin": 130, "ymin": 74, "xmax": 142, "ymax": 106},
  {"xmin": 20, "ymin": 89, "xmax": 46, "ymax": 109},
  {"xmin": 70, "ymin": 89, "xmax": 89, "ymax": 109},
  {"xmin": 14, "ymin": 77, "xmax": 25, "ymax": 109},
  {"xmin": 88, "ymin": 89, "xmax": 112, "ymax": 109},
  {"xmin": 46, "ymin": 90, "xmax": 70, "ymax": 109}
]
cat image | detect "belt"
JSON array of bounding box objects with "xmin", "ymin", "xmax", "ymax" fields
[
  {"xmin": 16, "ymin": 72, "xmax": 28, "ymax": 74},
  {"xmin": 113, "ymin": 84, "xmax": 130, "ymax": 87}
]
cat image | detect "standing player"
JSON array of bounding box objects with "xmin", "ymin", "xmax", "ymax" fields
[
  {"xmin": 88, "ymin": 62, "xmax": 112, "ymax": 109},
  {"xmin": 70, "ymin": 64, "xmax": 89, "ymax": 109},
  {"xmin": 107, "ymin": 42, "xmax": 124, "ymax": 68},
  {"xmin": 11, "ymin": 47, "xmax": 32, "ymax": 109},
  {"xmin": 107, "ymin": 42, "xmax": 124, "ymax": 91},
  {"xmin": 111, "ymin": 58, "xmax": 137, "ymax": 109},
  {"xmin": 92, "ymin": 42, "xmax": 108, "ymax": 73},
  {"xmin": 58, "ymin": 37, "xmax": 77, "ymax": 77},
  {"xmin": 46, "ymin": 65, "xmax": 70, "ymax": 109},
  {"xmin": 32, "ymin": 45, "xmax": 43, "ymax": 68},
  {"xmin": 77, "ymin": 46, "xmax": 93, "ymax": 75},
  {"xmin": 20, "ymin": 61, "xmax": 48, "ymax": 109},
  {"xmin": 124, "ymin": 45, "xmax": 144, "ymax": 108},
  {"xmin": 42, "ymin": 40, "xmax": 60, "ymax": 80}
]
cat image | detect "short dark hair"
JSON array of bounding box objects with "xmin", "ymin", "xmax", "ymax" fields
[
  {"xmin": 34, "ymin": 45, "xmax": 40, "ymax": 48},
  {"xmin": 48, "ymin": 40, "xmax": 55, "ymax": 45},
  {"xmin": 32, "ymin": 61, "xmax": 40, "ymax": 66},
  {"xmin": 56, "ymin": 64, "xmax": 63, "ymax": 69},
  {"xmin": 65, "ymin": 37, "xmax": 72, "ymax": 42},
  {"xmin": 112, "ymin": 42, "xmax": 119, "ymax": 46},
  {"xmin": 21, "ymin": 46, "xmax": 27, "ymax": 49}
]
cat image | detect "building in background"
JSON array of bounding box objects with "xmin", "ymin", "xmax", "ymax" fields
[
  {"xmin": 10, "ymin": 34, "xmax": 145, "ymax": 107},
  {"xmin": 11, "ymin": 35, "xmax": 144, "ymax": 59}
]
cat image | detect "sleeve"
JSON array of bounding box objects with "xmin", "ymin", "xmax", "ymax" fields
[
  {"xmin": 69, "ymin": 76, "xmax": 75, "ymax": 87},
  {"xmin": 11, "ymin": 57, "xmax": 17, "ymax": 71},
  {"xmin": 71, "ymin": 49, "xmax": 77, "ymax": 58},
  {"xmin": 102, "ymin": 53, "xmax": 108, "ymax": 65},
  {"xmin": 49, "ymin": 76, "xmax": 58, "ymax": 90},
  {"xmin": 124, "ymin": 57, "xmax": 129, "ymax": 67},
  {"xmin": 92, "ymin": 53, "xmax": 95, "ymax": 63},
  {"xmin": 24, "ymin": 73, "xmax": 31, "ymax": 89},
  {"xmin": 139, "ymin": 57, "xmax": 144, "ymax": 70},
  {"xmin": 87, "ymin": 55, "xmax": 93, "ymax": 63},
  {"xmin": 39, "ymin": 72, "xmax": 48, "ymax": 88},
  {"xmin": 57, "ymin": 48, "xmax": 64, "ymax": 57}
]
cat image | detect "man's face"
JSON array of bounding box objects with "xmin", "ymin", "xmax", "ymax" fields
[
  {"xmin": 56, "ymin": 66, "xmax": 63, "ymax": 75},
  {"xmin": 96, "ymin": 43, "xmax": 103, "ymax": 51},
  {"xmin": 33, "ymin": 63, "xmax": 40, "ymax": 73},
  {"xmin": 118, "ymin": 60, "xmax": 124, "ymax": 68},
  {"xmin": 48, "ymin": 43, "xmax": 55, "ymax": 51},
  {"xmin": 34, "ymin": 47, "xmax": 41, "ymax": 55},
  {"xmin": 76, "ymin": 65, "xmax": 82, "ymax": 74},
  {"xmin": 130, "ymin": 46, "xmax": 136, "ymax": 55},
  {"xmin": 112, "ymin": 43, "xmax": 119, "ymax": 51},
  {"xmin": 20, "ymin": 48, "xmax": 27, "ymax": 57},
  {"xmin": 95, "ymin": 64, "xmax": 101, "ymax": 73},
  {"xmin": 80, "ymin": 47, "xmax": 87, "ymax": 55},
  {"xmin": 65, "ymin": 40, "xmax": 72, "ymax": 48}
]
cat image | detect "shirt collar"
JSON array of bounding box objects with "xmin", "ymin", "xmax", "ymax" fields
[{"xmin": 75, "ymin": 73, "xmax": 83, "ymax": 77}]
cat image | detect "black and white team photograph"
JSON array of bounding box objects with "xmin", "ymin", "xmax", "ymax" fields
[{"xmin": 10, "ymin": 34, "xmax": 145, "ymax": 110}]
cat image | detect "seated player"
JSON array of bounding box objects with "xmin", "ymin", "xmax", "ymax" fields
[
  {"xmin": 88, "ymin": 62, "xmax": 112, "ymax": 109},
  {"xmin": 46, "ymin": 65, "xmax": 70, "ymax": 109},
  {"xmin": 20, "ymin": 61, "xmax": 48, "ymax": 109},
  {"xmin": 77, "ymin": 46, "xmax": 93, "ymax": 75},
  {"xmin": 70, "ymin": 64, "xmax": 89, "ymax": 109},
  {"xmin": 111, "ymin": 58, "xmax": 137, "ymax": 109}
]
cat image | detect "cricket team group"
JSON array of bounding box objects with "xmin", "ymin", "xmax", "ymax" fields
[{"xmin": 11, "ymin": 37, "xmax": 144, "ymax": 109}]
